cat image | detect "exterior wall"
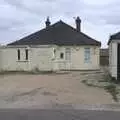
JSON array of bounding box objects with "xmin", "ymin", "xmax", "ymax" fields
[
  {"xmin": 0, "ymin": 48, "xmax": 31, "ymax": 71},
  {"xmin": 109, "ymin": 41, "xmax": 118, "ymax": 78},
  {"xmin": 53, "ymin": 46, "xmax": 100, "ymax": 70},
  {"xmin": 0, "ymin": 49, "xmax": 2, "ymax": 70},
  {"xmin": 71, "ymin": 46, "xmax": 100, "ymax": 70},
  {"xmin": 0, "ymin": 45, "xmax": 100, "ymax": 72},
  {"xmin": 100, "ymin": 49, "xmax": 109, "ymax": 66},
  {"xmin": 0, "ymin": 46, "xmax": 53, "ymax": 71},
  {"xmin": 109, "ymin": 43, "xmax": 112, "ymax": 74},
  {"xmin": 100, "ymin": 56, "xmax": 109, "ymax": 66},
  {"xmin": 30, "ymin": 47, "xmax": 54, "ymax": 71}
]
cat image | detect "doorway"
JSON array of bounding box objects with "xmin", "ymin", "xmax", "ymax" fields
[{"xmin": 117, "ymin": 44, "xmax": 120, "ymax": 80}]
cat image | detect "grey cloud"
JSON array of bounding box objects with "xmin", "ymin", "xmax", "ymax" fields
[
  {"xmin": 4, "ymin": 0, "xmax": 24, "ymax": 7},
  {"xmin": 3, "ymin": 0, "xmax": 120, "ymax": 25},
  {"xmin": 0, "ymin": 17, "xmax": 25, "ymax": 31},
  {"xmin": 82, "ymin": 1, "xmax": 120, "ymax": 25},
  {"xmin": 3, "ymin": 0, "xmax": 85, "ymax": 17}
]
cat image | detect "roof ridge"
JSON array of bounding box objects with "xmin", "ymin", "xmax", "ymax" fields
[{"xmin": 112, "ymin": 31, "xmax": 120, "ymax": 36}]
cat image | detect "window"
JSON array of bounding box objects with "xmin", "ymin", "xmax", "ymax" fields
[
  {"xmin": 84, "ymin": 48, "xmax": 91, "ymax": 63},
  {"xmin": 60, "ymin": 53, "xmax": 64, "ymax": 59},
  {"xmin": 25, "ymin": 49, "xmax": 28, "ymax": 60},
  {"xmin": 65, "ymin": 48, "xmax": 71, "ymax": 60},
  {"xmin": 17, "ymin": 49, "xmax": 20, "ymax": 60}
]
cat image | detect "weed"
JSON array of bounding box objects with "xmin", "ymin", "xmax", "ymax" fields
[{"xmin": 104, "ymin": 84, "xmax": 119, "ymax": 102}]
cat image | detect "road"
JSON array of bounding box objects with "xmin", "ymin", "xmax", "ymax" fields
[{"xmin": 0, "ymin": 109, "xmax": 120, "ymax": 120}]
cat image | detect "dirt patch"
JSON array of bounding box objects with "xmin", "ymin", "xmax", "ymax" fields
[{"xmin": 0, "ymin": 70, "xmax": 117, "ymax": 108}]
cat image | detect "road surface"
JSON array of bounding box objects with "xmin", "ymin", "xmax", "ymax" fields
[{"xmin": 0, "ymin": 109, "xmax": 120, "ymax": 120}]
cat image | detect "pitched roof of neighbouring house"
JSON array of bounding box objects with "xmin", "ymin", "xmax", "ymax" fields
[
  {"xmin": 8, "ymin": 21, "xmax": 101, "ymax": 46},
  {"xmin": 108, "ymin": 32, "xmax": 120, "ymax": 44}
]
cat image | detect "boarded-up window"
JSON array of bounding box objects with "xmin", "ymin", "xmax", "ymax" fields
[
  {"xmin": 65, "ymin": 48, "xmax": 71, "ymax": 60},
  {"xmin": 25, "ymin": 49, "xmax": 28, "ymax": 60},
  {"xmin": 17, "ymin": 49, "xmax": 20, "ymax": 60}
]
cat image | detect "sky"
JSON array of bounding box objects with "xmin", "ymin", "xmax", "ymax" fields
[{"xmin": 0, "ymin": 0, "xmax": 120, "ymax": 48}]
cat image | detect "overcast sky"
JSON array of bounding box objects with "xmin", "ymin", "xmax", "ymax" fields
[{"xmin": 0, "ymin": 0, "xmax": 120, "ymax": 48}]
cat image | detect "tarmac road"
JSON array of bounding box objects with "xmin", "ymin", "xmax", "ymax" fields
[{"xmin": 0, "ymin": 109, "xmax": 120, "ymax": 120}]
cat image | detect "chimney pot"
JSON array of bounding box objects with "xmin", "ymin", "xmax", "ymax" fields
[
  {"xmin": 75, "ymin": 16, "xmax": 81, "ymax": 32},
  {"xmin": 45, "ymin": 16, "xmax": 51, "ymax": 27}
]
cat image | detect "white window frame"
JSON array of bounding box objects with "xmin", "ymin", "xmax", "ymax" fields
[
  {"xmin": 65, "ymin": 48, "xmax": 71, "ymax": 61},
  {"xmin": 84, "ymin": 48, "xmax": 91, "ymax": 63}
]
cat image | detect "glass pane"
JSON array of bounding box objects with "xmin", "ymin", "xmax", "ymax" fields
[{"xmin": 84, "ymin": 48, "xmax": 90, "ymax": 63}]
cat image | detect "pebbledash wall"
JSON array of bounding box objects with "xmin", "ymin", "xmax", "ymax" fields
[{"xmin": 0, "ymin": 45, "xmax": 100, "ymax": 71}]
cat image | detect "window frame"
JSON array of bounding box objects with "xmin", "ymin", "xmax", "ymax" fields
[
  {"xmin": 65, "ymin": 48, "xmax": 71, "ymax": 61},
  {"xmin": 84, "ymin": 48, "xmax": 91, "ymax": 63}
]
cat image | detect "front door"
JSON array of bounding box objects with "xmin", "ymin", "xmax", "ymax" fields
[{"xmin": 117, "ymin": 44, "xmax": 120, "ymax": 80}]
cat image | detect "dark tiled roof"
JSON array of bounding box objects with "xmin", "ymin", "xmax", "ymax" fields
[
  {"xmin": 108, "ymin": 32, "xmax": 120, "ymax": 44},
  {"xmin": 100, "ymin": 49, "xmax": 109, "ymax": 57},
  {"xmin": 8, "ymin": 21, "xmax": 101, "ymax": 46}
]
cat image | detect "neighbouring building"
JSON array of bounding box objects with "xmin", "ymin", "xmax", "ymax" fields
[
  {"xmin": 108, "ymin": 32, "xmax": 120, "ymax": 79},
  {"xmin": 0, "ymin": 17, "xmax": 101, "ymax": 72},
  {"xmin": 100, "ymin": 49, "xmax": 109, "ymax": 66}
]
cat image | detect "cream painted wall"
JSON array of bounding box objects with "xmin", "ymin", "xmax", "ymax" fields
[
  {"xmin": 71, "ymin": 46, "xmax": 100, "ymax": 70},
  {"xmin": 0, "ymin": 45, "xmax": 100, "ymax": 71},
  {"xmin": 53, "ymin": 46, "xmax": 100, "ymax": 70},
  {"xmin": 30, "ymin": 47, "xmax": 53, "ymax": 71},
  {"xmin": 0, "ymin": 46, "xmax": 53, "ymax": 71},
  {"xmin": 109, "ymin": 41, "xmax": 118, "ymax": 78}
]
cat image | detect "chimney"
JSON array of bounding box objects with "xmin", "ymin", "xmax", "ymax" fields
[
  {"xmin": 45, "ymin": 16, "xmax": 51, "ymax": 27},
  {"xmin": 75, "ymin": 16, "xmax": 81, "ymax": 32}
]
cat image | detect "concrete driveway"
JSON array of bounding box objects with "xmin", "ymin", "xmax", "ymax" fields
[{"xmin": 0, "ymin": 71, "xmax": 116, "ymax": 108}]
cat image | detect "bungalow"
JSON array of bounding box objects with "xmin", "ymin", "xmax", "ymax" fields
[{"xmin": 0, "ymin": 17, "xmax": 101, "ymax": 71}]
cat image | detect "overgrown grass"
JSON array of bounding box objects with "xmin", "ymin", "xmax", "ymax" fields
[
  {"xmin": 103, "ymin": 73, "xmax": 119, "ymax": 102},
  {"xmin": 82, "ymin": 72, "xmax": 120, "ymax": 102},
  {"xmin": 104, "ymin": 73, "xmax": 119, "ymax": 84},
  {"xmin": 104, "ymin": 84, "xmax": 119, "ymax": 102}
]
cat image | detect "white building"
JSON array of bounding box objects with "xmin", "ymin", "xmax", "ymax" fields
[
  {"xmin": 108, "ymin": 32, "xmax": 120, "ymax": 79},
  {"xmin": 0, "ymin": 17, "xmax": 101, "ymax": 72}
]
